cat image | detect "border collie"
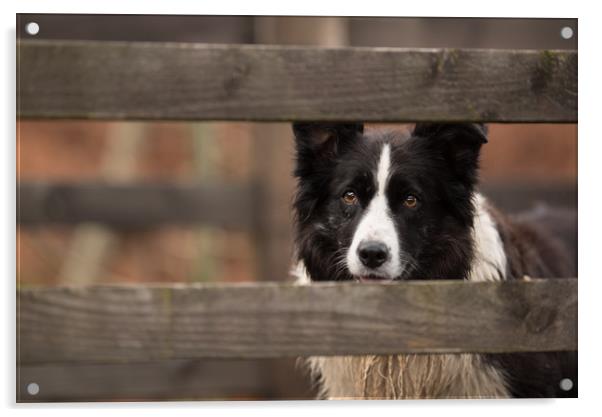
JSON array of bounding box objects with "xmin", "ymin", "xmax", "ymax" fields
[{"xmin": 291, "ymin": 122, "xmax": 577, "ymax": 399}]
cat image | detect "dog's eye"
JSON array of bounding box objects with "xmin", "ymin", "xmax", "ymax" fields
[
  {"xmin": 342, "ymin": 190, "xmax": 358, "ymax": 205},
  {"xmin": 403, "ymin": 194, "xmax": 418, "ymax": 209}
]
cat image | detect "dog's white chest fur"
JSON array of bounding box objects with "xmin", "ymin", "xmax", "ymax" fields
[
  {"xmin": 306, "ymin": 354, "xmax": 509, "ymax": 399},
  {"xmin": 292, "ymin": 194, "xmax": 510, "ymax": 399}
]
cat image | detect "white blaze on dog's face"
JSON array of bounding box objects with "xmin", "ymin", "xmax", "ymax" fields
[
  {"xmin": 346, "ymin": 144, "xmax": 402, "ymax": 280},
  {"xmin": 292, "ymin": 122, "xmax": 488, "ymax": 283}
]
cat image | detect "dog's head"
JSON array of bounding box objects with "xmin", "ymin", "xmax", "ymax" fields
[{"xmin": 292, "ymin": 122, "xmax": 487, "ymax": 282}]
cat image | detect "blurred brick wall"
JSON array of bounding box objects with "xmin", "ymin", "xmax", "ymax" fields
[
  {"xmin": 17, "ymin": 121, "xmax": 257, "ymax": 286},
  {"xmin": 17, "ymin": 121, "xmax": 576, "ymax": 287},
  {"xmin": 482, "ymin": 124, "xmax": 577, "ymax": 182}
]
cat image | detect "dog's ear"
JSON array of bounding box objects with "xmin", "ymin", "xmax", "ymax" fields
[
  {"xmin": 292, "ymin": 123, "xmax": 364, "ymax": 222},
  {"xmin": 292, "ymin": 122, "xmax": 364, "ymax": 160},
  {"xmin": 412, "ymin": 123, "xmax": 488, "ymax": 183}
]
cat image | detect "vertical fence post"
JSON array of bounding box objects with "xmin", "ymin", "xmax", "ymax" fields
[{"xmin": 250, "ymin": 16, "xmax": 350, "ymax": 398}]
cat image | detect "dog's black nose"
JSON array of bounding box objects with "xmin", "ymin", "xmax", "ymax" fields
[{"xmin": 358, "ymin": 241, "xmax": 390, "ymax": 269}]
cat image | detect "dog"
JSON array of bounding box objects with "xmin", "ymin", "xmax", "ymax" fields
[{"xmin": 290, "ymin": 122, "xmax": 577, "ymax": 399}]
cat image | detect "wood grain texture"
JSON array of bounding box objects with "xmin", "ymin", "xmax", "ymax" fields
[
  {"xmin": 17, "ymin": 279, "xmax": 577, "ymax": 365},
  {"xmin": 17, "ymin": 40, "xmax": 577, "ymax": 122},
  {"xmin": 17, "ymin": 182, "xmax": 255, "ymax": 229}
]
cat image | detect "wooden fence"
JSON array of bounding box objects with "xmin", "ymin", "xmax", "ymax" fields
[
  {"xmin": 19, "ymin": 279, "xmax": 577, "ymax": 364},
  {"xmin": 18, "ymin": 41, "xmax": 576, "ymax": 122},
  {"xmin": 16, "ymin": 39, "xmax": 577, "ymax": 401}
]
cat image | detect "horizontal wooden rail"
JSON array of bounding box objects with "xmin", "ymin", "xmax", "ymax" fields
[
  {"xmin": 17, "ymin": 181, "xmax": 576, "ymax": 228},
  {"xmin": 17, "ymin": 40, "xmax": 577, "ymax": 122},
  {"xmin": 17, "ymin": 279, "xmax": 577, "ymax": 365},
  {"xmin": 18, "ymin": 358, "xmax": 312, "ymax": 402},
  {"xmin": 17, "ymin": 182, "xmax": 256, "ymax": 230},
  {"xmin": 480, "ymin": 181, "xmax": 577, "ymax": 212}
]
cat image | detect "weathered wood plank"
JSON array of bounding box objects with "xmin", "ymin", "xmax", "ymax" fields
[
  {"xmin": 17, "ymin": 279, "xmax": 577, "ymax": 364},
  {"xmin": 481, "ymin": 181, "xmax": 577, "ymax": 213},
  {"xmin": 17, "ymin": 181, "xmax": 575, "ymax": 228},
  {"xmin": 17, "ymin": 40, "xmax": 577, "ymax": 122},
  {"xmin": 17, "ymin": 358, "xmax": 314, "ymax": 402},
  {"xmin": 17, "ymin": 182, "xmax": 255, "ymax": 229}
]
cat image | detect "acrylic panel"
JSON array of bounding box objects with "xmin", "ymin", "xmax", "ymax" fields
[{"xmin": 16, "ymin": 14, "xmax": 577, "ymax": 402}]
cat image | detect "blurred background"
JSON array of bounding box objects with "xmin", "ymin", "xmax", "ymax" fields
[{"xmin": 17, "ymin": 15, "xmax": 577, "ymax": 401}]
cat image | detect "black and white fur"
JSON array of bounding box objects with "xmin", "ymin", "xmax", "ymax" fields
[{"xmin": 291, "ymin": 122, "xmax": 577, "ymax": 399}]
